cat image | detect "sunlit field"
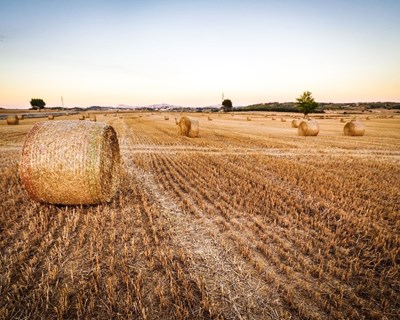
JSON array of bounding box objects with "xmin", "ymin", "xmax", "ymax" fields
[{"xmin": 1, "ymin": 111, "xmax": 399, "ymax": 319}]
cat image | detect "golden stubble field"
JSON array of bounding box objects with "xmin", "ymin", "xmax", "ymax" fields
[{"xmin": 1, "ymin": 111, "xmax": 399, "ymax": 319}]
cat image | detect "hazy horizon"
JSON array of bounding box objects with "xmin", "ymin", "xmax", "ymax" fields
[{"xmin": 1, "ymin": 0, "xmax": 399, "ymax": 109}]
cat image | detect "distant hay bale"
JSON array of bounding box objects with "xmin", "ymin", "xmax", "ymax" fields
[
  {"xmin": 48, "ymin": 115, "xmax": 54, "ymax": 120},
  {"xmin": 7, "ymin": 115, "xmax": 19, "ymax": 125},
  {"xmin": 272, "ymin": 117, "xmax": 276, "ymax": 120},
  {"xmin": 79, "ymin": 115, "xmax": 85, "ymax": 120},
  {"xmin": 298, "ymin": 120, "xmax": 319, "ymax": 136},
  {"xmin": 366, "ymin": 116, "xmax": 370, "ymax": 120},
  {"xmin": 90, "ymin": 115, "xmax": 97, "ymax": 122},
  {"xmin": 17, "ymin": 115, "xmax": 24, "ymax": 120},
  {"xmin": 175, "ymin": 117, "xmax": 178, "ymax": 125},
  {"xmin": 247, "ymin": 117, "xmax": 251, "ymax": 121},
  {"xmin": 164, "ymin": 116, "xmax": 169, "ymax": 120},
  {"xmin": 178, "ymin": 116, "xmax": 199, "ymax": 137},
  {"xmin": 281, "ymin": 118, "xmax": 286, "ymax": 122},
  {"xmin": 344, "ymin": 121, "xmax": 365, "ymax": 136},
  {"xmin": 291, "ymin": 119, "xmax": 301, "ymax": 128},
  {"xmin": 20, "ymin": 120, "xmax": 120, "ymax": 205},
  {"xmin": 208, "ymin": 116, "xmax": 212, "ymax": 121},
  {"xmin": 340, "ymin": 118, "xmax": 346, "ymax": 123}
]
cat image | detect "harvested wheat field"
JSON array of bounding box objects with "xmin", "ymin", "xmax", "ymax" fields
[{"xmin": 1, "ymin": 113, "xmax": 399, "ymax": 319}]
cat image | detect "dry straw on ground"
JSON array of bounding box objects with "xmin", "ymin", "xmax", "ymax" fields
[
  {"xmin": 6, "ymin": 115, "xmax": 19, "ymax": 125},
  {"xmin": 20, "ymin": 120, "xmax": 121, "ymax": 205},
  {"xmin": 298, "ymin": 120, "xmax": 320, "ymax": 136},
  {"xmin": 291, "ymin": 119, "xmax": 301, "ymax": 128},
  {"xmin": 178, "ymin": 116, "xmax": 199, "ymax": 137},
  {"xmin": 344, "ymin": 121, "xmax": 365, "ymax": 136}
]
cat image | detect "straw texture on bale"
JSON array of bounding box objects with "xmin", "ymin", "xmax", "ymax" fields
[
  {"xmin": 7, "ymin": 115, "xmax": 19, "ymax": 125},
  {"xmin": 178, "ymin": 116, "xmax": 199, "ymax": 137},
  {"xmin": 344, "ymin": 121, "xmax": 365, "ymax": 136},
  {"xmin": 291, "ymin": 119, "xmax": 301, "ymax": 128},
  {"xmin": 298, "ymin": 120, "xmax": 319, "ymax": 136},
  {"xmin": 20, "ymin": 120, "xmax": 121, "ymax": 205},
  {"xmin": 48, "ymin": 115, "xmax": 54, "ymax": 120}
]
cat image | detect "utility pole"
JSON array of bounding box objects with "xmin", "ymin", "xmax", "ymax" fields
[{"xmin": 61, "ymin": 96, "xmax": 64, "ymax": 108}]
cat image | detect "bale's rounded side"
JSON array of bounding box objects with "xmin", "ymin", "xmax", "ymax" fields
[
  {"xmin": 7, "ymin": 115, "xmax": 19, "ymax": 125},
  {"xmin": 281, "ymin": 118, "xmax": 286, "ymax": 122},
  {"xmin": 20, "ymin": 120, "xmax": 121, "ymax": 205},
  {"xmin": 48, "ymin": 115, "xmax": 54, "ymax": 120},
  {"xmin": 79, "ymin": 115, "xmax": 85, "ymax": 120},
  {"xmin": 178, "ymin": 116, "xmax": 191, "ymax": 136},
  {"xmin": 164, "ymin": 116, "xmax": 169, "ymax": 120},
  {"xmin": 344, "ymin": 121, "xmax": 365, "ymax": 136},
  {"xmin": 298, "ymin": 120, "xmax": 319, "ymax": 136},
  {"xmin": 291, "ymin": 119, "xmax": 301, "ymax": 128}
]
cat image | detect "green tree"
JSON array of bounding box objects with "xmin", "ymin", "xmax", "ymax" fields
[
  {"xmin": 222, "ymin": 99, "xmax": 233, "ymax": 112},
  {"xmin": 30, "ymin": 98, "xmax": 46, "ymax": 110},
  {"xmin": 296, "ymin": 91, "xmax": 318, "ymax": 116}
]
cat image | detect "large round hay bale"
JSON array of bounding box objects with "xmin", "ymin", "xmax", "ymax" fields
[
  {"xmin": 48, "ymin": 115, "xmax": 54, "ymax": 120},
  {"xmin": 20, "ymin": 121, "xmax": 121, "ymax": 205},
  {"xmin": 291, "ymin": 119, "xmax": 301, "ymax": 128},
  {"xmin": 298, "ymin": 120, "xmax": 319, "ymax": 136},
  {"xmin": 178, "ymin": 116, "xmax": 199, "ymax": 137},
  {"xmin": 7, "ymin": 115, "xmax": 19, "ymax": 125},
  {"xmin": 344, "ymin": 121, "xmax": 365, "ymax": 136}
]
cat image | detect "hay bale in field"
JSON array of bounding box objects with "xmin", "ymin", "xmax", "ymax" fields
[
  {"xmin": 366, "ymin": 116, "xmax": 370, "ymax": 120},
  {"xmin": 90, "ymin": 115, "xmax": 97, "ymax": 122},
  {"xmin": 272, "ymin": 117, "xmax": 276, "ymax": 120},
  {"xmin": 18, "ymin": 115, "xmax": 24, "ymax": 120},
  {"xmin": 291, "ymin": 119, "xmax": 301, "ymax": 128},
  {"xmin": 298, "ymin": 120, "xmax": 319, "ymax": 136},
  {"xmin": 20, "ymin": 120, "xmax": 120, "ymax": 205},
  {"xmin": 247, "ymin": 117, "xmax": 251, "ymax": 121},
  {"xmin": 164, "ymin": 116, "xmax": 169, "ymax": 120},
  {"xmin": 281, "ymin": 118, "xmax": 286, "ymax": 122},
  {"xmin": 344, "ymin": 121, "xmax": 365, "ymax": 136},
  {"xmin": 178, "ymin": 116, "xmax": 199, "ymax": 137},
  {"xmin": 79, "ymin": 115, "xmax": 85, "ymax": 120},
  {"xmin": 7, "ymin": 115, "xmax": 19, "ymax": 125},
  {"xmin": 208, "ymin": 116, "xmax": 212, "ymax": 121},
  {"xmin": 340, "ymin": 118, "xmax": 346, "ymax": 123},
  {"xmin": 175, "ymin": 117, "xmax": 179, "ymax": 125},
  {"xmin": 48, "ymin": 115, "xmax": 54, "ymax": 120}
]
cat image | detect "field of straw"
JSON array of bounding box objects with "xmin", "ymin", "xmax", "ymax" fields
[{"xmin": 1, "ymin": 112, "xmax": 399, "ymax": 319}]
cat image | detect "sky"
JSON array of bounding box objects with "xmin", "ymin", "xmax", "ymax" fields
[{"xmin": 0, "ymin": 0, "xmax": 399, "ymax": 108}]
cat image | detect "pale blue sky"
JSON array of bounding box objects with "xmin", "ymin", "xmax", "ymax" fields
[{"xmin": 1, "ymin": 0, "xmax": 399, "ymax": 108}]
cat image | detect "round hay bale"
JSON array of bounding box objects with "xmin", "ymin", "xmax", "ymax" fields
[
  {"xmin": 208, "ymin": 116, "xmax": 212, "ymax": 121},
  {"xmin": 79, "ymin": 115, "xmax": 85, "ymax": 120},
  {"xmin": 281, "ymin": 118, "xmax": 286, "ymax": 122},
  {"xmin": 291, "ymin": 119, "xmax": 301, "ymax": 128},
  {"xmin": 178, "ymin": 116, "xmax": 199, "ymax": 137},
  {"xmin": 48, "ymin": 115, "xmax": 54, "ymax": 120},
  {"xmin": 7, "ymin": 115, "xmax": 19, "ymax": 125},
  {"xmin": 18, "ymin": 115, "xmax": 24, "ymax": 120},
  {"xmin": 164, "ymin": 116, "xmax": 169, "ymax": 120},
  {"xmin": 272, "ymin": 117, "xmax": 276, "ymax": 120},
  {"xmin": 366, "ymin": 116, "xmax": 370, "ymax": 120},
  {"xmin": 247, "ymin": 117, "xmax": 251, "ymax": 121},
  {"xmin": 20, "ymin": 121, "xmax": 120, "ymax": 205},
  {"xmin": 298, "ymin": 120, "xmax": 319, "ymax": 136},
  {"xmin": 340, "ymin": 118, "xmax": 346, "ymax": 123},
  {"xmin": 90, "ymin": 116, "xmax": 97, "ymax": 122},
  {"xmin": 344, "ymin": 121, "xmax": 365, "ymax": 136}
]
